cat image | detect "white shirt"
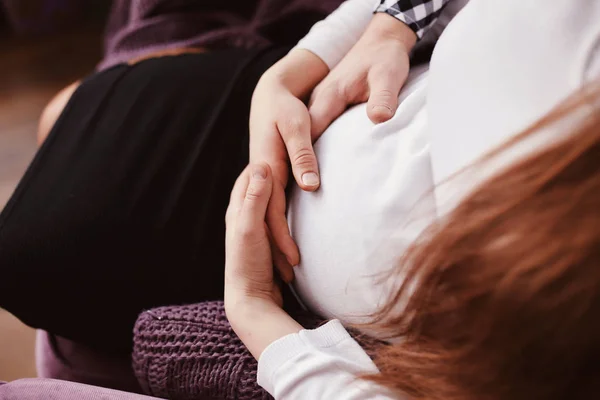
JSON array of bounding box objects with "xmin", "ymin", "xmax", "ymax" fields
[
  {"xmin": 291, "ymin": 0, "xmax": 470, "ymax": 326},
  {"xmin": 258, "ymin": 0, "xmax": 600, "ymax": 398}
]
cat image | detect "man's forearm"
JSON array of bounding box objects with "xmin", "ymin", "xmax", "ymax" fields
[
  {"xmin": 368, "ymin": 12, "xmax": 417, "ymax": 53},
  {"xmin": 376, "ymin": 0, "xmax": 453, "ymax": 39}
]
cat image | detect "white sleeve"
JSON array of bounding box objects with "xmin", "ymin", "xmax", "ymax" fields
[
  {"xmin": 294, "ymin": 0, "xmax": 380, "ymax": 69},
  {"xmin": 257, "ymin": 320, "xmax": 396, "ymax": 400}
]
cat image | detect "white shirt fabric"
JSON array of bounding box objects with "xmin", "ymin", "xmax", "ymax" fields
[
  {"xmin": 289, "ymin": 64, "xmax": 433, "ymax": 325},
  {"xmin": 291, "ymin": 0, "xmax": 471, "ymax": 327},
  {"xmin": 258, "ymin": 0, "xmax": 600, "ymax": 398},
  {"xmin": 295, "ymin": 0, "xmax": 378, "ymax": 69},
  {"xmin": 428, "ymin": 0, "xmax": 600, "ymax": 212},
  {"xmin": 258, "ymin": 320, "xmax": 396, "ymax": 399}
]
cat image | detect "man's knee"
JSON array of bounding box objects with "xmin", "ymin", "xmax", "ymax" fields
[{"xmin": 37, "ymin": 81, "xmax": 80, "ymax": 146}]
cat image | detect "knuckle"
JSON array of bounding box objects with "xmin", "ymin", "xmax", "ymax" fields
[
  {"xmin": 245, "ymin": 184, "xmax": 263, "ymax": 201},
  {"xmin": 314, "ymin": 81, "xmax": 354, "ymax": 112},
  {"xmin": 339, "ymin": 81, "xmax": 356, "ymax": 101},
  {"xmin": 282, "ymin": 116, "xmax": 308, "ymax": 136},
  {"xmin": 342, "ymin": 80, "xmax": 369, "ymax": 104},
  {"xmin": 374, "ymin": 89, "xmax": 395, "ymax": 101},
  {"xmin": 292, "ymin": 148, "xmax": 316, "ymax": 168},
  {"xmin": 237, "ymin": 225, "xmax": 257, "ymax": 242},
  {"xmin": 328, "ymin": 80, "xmax": 344, "ymax": 96},
  {"xmin": 371, "ymin": 61, "xmax": 400, "ymax": 76},
  {"xmin": 318, "ymin": 81, "xmax": 343, "ymax": 102}
]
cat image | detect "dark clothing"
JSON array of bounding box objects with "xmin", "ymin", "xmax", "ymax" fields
[
  {"xmin": 0, "ymin": 0, "xmax": 436, "ymax": 355},
  {"xmin": 99, "ymin": 0, "xmax": 344, "ymax": 70},
  {"xmin": 0, "ymin": 47, "xmax": 288, "ymax": 353},
  {"xmin": 1, "ymin": 0, "xmax": 347, "ymax": 355}
]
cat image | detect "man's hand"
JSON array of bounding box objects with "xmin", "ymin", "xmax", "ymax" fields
[{"xmin": 309, "ymin": 13, "xmax": 417, "ymax": 136}]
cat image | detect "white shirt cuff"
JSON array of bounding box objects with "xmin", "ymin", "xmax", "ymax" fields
[{"xmin": 257, "ymin": 320, "xmax": 351, "ymax": 393}]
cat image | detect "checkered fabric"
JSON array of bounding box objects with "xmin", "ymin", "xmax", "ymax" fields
[{"xmin": 376, "ymin": 0, "xmax": 452, "ymax": 39}]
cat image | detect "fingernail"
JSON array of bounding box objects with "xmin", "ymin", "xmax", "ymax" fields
[
  {"xmin": 252, "ymin": 165, "xmax": 267, "ymax": 180},
  {"xmin": 283, "ymin": 271, "xmax": 294, "ymax": 284},
  {"xmin": 286, "ymin": 255, "xmax": 296, "ymax": 267},
  {"xmin": 301, "ymin": 172, "xmax": 319, "ymax": 187}
]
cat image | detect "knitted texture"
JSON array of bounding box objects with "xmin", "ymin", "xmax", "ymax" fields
[{"xmin": 133, "ymin": 301, "xmax": 324, "ymax": 400}]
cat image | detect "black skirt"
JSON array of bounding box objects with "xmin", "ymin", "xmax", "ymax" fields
[{"xmin": 0, "ymin": 47, "xmax": 289, "ymax": 353}]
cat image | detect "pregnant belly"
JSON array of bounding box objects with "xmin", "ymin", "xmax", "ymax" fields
[{"xmin": 288, "ymin": 66, "xmax": 435, "ymax": 323}]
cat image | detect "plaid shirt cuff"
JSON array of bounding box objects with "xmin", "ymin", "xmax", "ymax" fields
[{"xmin": 375, "ymin": 0, "xmax": 451, "ymax": 39}]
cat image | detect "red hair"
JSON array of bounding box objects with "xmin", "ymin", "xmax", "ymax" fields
[{"xmin": 369, "ymin": 83, "xmax": 600, "ymax": 399}]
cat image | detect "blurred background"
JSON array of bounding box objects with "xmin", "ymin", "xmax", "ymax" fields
[{"xmin": 0, "ymin": 0, "xmax": 110, "ymax": 381}]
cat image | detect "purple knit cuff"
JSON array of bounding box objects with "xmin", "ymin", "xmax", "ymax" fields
[{"xmin": 132, "ymin": 301, "xmax": 324, "ymax": 400}]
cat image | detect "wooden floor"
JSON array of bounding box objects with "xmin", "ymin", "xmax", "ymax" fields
[{"xmin": 0, "ymin": 29, "xmax": 102, "ymax": 382}]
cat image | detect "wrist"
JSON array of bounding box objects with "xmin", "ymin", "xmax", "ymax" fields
[
  {"xmin": 367, "ymin": 13, "xmax": 417, "ymax": 53},
  {"xmin": 225, "ymin": 296, "xmax": 303, "ymax": 360},
  {"xmin": 224, "ymin": 279, "xmax": 281, "ymax": 311},
  {"xmin": 261, "ymin": 49, "xmax": 329, "ymax": 99},
  {"xmin": 225, "ymin": 295, "xmax": 280, "ymax": 324}
]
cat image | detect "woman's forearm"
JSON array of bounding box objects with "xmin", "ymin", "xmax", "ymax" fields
[
  {"xmin": 294, "ymin": 0, "xmax": 381, "ymax": 70},
  {"xmin": 227, "ymin": 297, "xmax": 394, "ymax": 400},
  {"xmin": 226, "ymin": 297, "xmax": 303, "ymax": 360},
  {"xmin": 261, "ymin": 49, "xmax": 330, "ymax": 99}
]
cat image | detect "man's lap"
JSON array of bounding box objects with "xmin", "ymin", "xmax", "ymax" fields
[{"xmin": 0, "ymin": 47, "xmax": 288, "ymax": 352}]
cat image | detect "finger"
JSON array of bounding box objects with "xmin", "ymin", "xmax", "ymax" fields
[
  {"xmin": 366, "ymin": 66, "xmax": 404, "ymax": 124},
  {"xmin": 268, "ymin": 229, "xmax": 294, "ymax": 283},
  {"xmin": 276, "ymin": 103, "xmax": 321, "ymax": 192},
  {"xmin": 308, "ymin": 83, "xmax": 349, "ymax": 139},
  {"xmin": 238, "ymin": 164, "xmax": 273, "ymax": 238},
  {"xmin": 225, "ymin": 166, "xmax": 250, "ymax": 228},
  {"xmin": 266, "ymin": 178, "xmax": 300, "ymax": 267},
  {"xmin": 248, "ymin": 127, "xmax": 299, "ymax": 268}
]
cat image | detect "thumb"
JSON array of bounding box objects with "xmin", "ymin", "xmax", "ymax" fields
[
  {"xmin": 366, "ymin": 67, "xmax": 404, "ymax": 124},
  {"xmin": 278, "ymin": 105, "xmax": 321, "ymax": 191},
  {"xmin": 238, "ymin": 164, "xmax": 272, "ymax": 236}
]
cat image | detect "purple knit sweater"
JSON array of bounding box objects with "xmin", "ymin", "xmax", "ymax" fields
[
  {"xmin": 133, "ymin": 302, "xmax": 325, "ymax": 400},
  {"xmin": 98, "ymin": 0, "xmax": 344, "ymax": 70},
  {"xmin": 133, "ymin": 301, "xmax": 382, "ymax": 400}
]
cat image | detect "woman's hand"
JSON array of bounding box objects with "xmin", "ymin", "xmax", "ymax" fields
[
  {"xmin": 225, "ymin": 164, "xmax": 281, "ymax": 306},
  {"xmin": 224, "ymin": 164, "xmax": 303, "ymax": 360},
  {"xmin": 249, "ymin": 49, "xmax": 329, "ymax": 280}
]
